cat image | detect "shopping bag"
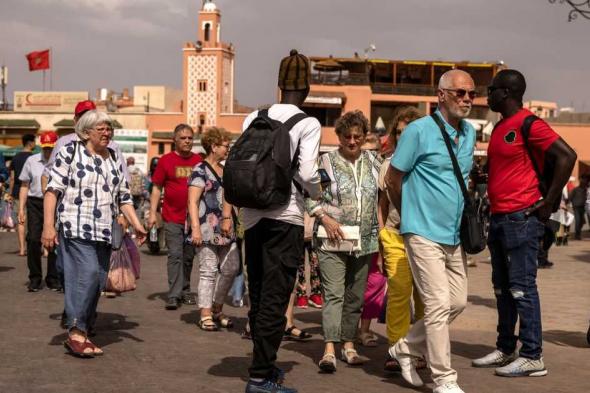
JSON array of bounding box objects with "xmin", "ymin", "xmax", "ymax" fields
[
  {"xmin": 106, "ymin": 244, "xmax": 137, "ymax": 293},
  {"xmin": 123, "ymin": 235, "xmax": 141, "ymax": 279},
  {"xmin": 1, "ymin": 201, "xmax": 15, "ymax": 229}
]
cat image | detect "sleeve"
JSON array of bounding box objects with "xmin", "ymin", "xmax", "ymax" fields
[
  {"xmin": 118, "ymin": 177, "xmax": 133, "ymax": 206},
  {"xmin": 296, "ymin": 118, "xmax": 322, "ymax": 199},
  {"xmin": 46, "ymin": 144, "xmax": 74, "ymax": 195},
  {"xmin": 378, "ymin": 159, "xmax": 390, "ymax": 191},
  {"xmin": 18, "ymin": 157, "xmax": 32, "ymax": 183},
  {"xmin": 113, "ymin": 143, "xmax": 130, "ymax": 183},
  {"xmin": 242, "ymin": 111, "xmax": 258, "ymax": 132},
  {"xmin": 151, "ymin": 155, "xmax": 167, "ymax": 187},
  {"xmin": 0, "ymin": 153, "xmax": 8, "ymax": 182},
  {"xmin": 391, "ymin": 122, "xmax": 421, "ymax": 173},
  {"xmin": 527, "ymin": 119, "xmax": 560, "ymax": 152},
  {"xmin": 189, "ymin": 164, "xmax": 207, "ymax": 189},
  {"xmin": 43, "ymin": 135, "xmax": 67, "ymax": 178}
]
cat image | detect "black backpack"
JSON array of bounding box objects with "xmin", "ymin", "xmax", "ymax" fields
[
  {"xmin": 223, "ymin": 108, "xmax": 307, "ymax": 209},
  {"xmin": 520, "ymin": 115, "xmax": 559, "ymax": 213}
]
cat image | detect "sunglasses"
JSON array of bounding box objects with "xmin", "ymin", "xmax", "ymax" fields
[{"xmin": 443, "ymin": 88, "xmax": 477, "ymax": 100}]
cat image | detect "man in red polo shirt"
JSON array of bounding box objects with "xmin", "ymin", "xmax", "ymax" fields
[
  {"xmin": 149, "ymin": 124, "xmax": 202, "ymax": 310},
  {"xmin": 472, "ymin": 70, "xmax": 576, "ymax": 377}
]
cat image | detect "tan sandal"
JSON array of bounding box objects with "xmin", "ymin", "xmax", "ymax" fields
[
  {"xmin": 198, "ymin": 316, "xmax": 218, "ymax": 331},
  {"xmin": 318, "ymin": 353, "xmax": 337, "ymax": 373},
  {"xmin": 341, "ymin": 348, "xmax": 367, "ymax": 365},
  {"xmin": 212, "ymin": 312, "xmax": 233, "ymax": 328}
]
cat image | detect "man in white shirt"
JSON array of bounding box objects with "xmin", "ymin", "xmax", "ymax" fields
[{"xmin": 243, "ymin": 50, "xmax": 321, "ymax": 393}]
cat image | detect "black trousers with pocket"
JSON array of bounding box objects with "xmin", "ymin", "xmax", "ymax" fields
[
  {"xmin": 246, "ymin": 218, "xmax": 303, "ymax": 379},
  {"xmin": 27, "ymin": 197, "xmax": 59, "ymax": 288}
]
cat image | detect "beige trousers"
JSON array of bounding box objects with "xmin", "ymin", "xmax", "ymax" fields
[{"xmin": 394, "ymin": 234, "xmax": 468, "ymax": 386}]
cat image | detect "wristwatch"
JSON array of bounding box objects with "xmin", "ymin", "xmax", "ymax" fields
[{"xmin": 221, "ymin": 216, "xmax": 232, "ymax": 221}]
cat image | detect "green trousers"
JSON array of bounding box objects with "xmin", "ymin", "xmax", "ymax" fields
[{"xmin": 318, "ymin": 250, "xmax": 371, "ymax": 343}]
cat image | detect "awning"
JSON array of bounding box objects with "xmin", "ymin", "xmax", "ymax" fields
[
  {"xmin": 304, "ymin": 92, "xmax": 345, "ymax": 108},
  {"xmin": 0, "ymin": 119, "xmax": 40, "ymax": 129}
]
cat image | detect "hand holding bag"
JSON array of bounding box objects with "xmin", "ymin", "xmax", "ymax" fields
[
  {"xmin": 316, "ymin": 225, "xmax": 361, "ymax": 253},
  {"xmin": 431, "ymin": 114, "xmax": 486, "ymax": 254}
]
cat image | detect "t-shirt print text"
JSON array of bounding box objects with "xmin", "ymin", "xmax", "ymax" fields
[{"xmin": 175, "ymin": 166, "xmax": 193, "ymax": 178}]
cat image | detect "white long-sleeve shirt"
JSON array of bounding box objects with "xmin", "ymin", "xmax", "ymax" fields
[{"xmin": 241, "ymin": 104, "xmax": 321, "ymax": 230}]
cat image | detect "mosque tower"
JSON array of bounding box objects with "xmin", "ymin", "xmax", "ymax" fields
[{"xmin": 183, "ymin": 0, "xmax": 235, "ymax": 133}]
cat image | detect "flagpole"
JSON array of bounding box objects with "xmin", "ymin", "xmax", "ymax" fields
[
  {"xmin": 43, "ymin": 70, "xmax": 46, "ymax": 92},
  {"xmin": 49, "ymin": 47, "xmax": 53, "ymax": 91}
]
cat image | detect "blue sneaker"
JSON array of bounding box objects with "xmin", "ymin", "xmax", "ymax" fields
[
  {"xmin": 270, "ymin": 367, "xmax": 285, "ymax": 384},
  {"xmin": 245, "ymin": 379, "xmax": 297, "ymax": 393}
]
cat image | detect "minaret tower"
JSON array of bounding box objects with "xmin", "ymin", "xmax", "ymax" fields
[{"xmin": 183, "ymin": 0, "xmax": 235, "ymax": 133}]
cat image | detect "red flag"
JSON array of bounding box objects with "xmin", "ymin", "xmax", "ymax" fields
[{"xmin": 26, "ymin": 50, "xmax": 50, "ymax": 71}]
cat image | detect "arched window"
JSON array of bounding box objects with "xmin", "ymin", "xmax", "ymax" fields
[{"xmin": 204, "ymin": 23, "xmax": 211, "ymax": 42}]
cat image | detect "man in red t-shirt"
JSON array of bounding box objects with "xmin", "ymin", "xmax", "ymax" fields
[
  {"xmin": 149, "ymin": 124, "xmax": 202, "ymax": 310},
  {"xmin": 472, "ymin": 70, "xmax": 576, "ymax": 377}
]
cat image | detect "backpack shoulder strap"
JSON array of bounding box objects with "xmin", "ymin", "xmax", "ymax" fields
[
  {"xmin": 520, "ymin": 114, "xmax": 543, "ymax": 184},
  {"xmin": 283, "ymin": 112, "xmax": 308, "ymax": 131}
]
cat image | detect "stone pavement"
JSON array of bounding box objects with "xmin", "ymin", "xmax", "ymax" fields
[{"xmin": 0, "ymin": 231, "xmax": 588, "ymax": 393}]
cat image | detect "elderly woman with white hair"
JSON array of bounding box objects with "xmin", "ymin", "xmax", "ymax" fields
[{"xmin": 42, "ymin": 110, "xmax": 147, "ymax": 358}]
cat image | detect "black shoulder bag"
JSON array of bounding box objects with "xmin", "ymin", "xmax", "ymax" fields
[{"xmin": 432, "ymin": 114, "xmax": 486, "ymax": 254}]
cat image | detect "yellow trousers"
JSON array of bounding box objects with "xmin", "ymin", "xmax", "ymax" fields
[{"xmin": 379, "ymin": 227, "xmax": 424, "ymax": 344}]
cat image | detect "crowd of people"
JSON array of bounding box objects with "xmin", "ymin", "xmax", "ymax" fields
[{"xmin": 0, "ymin": 49, "xmax": 585, "ymax": 393}]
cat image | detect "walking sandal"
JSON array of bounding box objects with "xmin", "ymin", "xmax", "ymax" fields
[
  {"xmin": 284, "ymin": 325, "xmax": 312, "ymax": 341},
  {"xmin": 63, "ymin": 337, "xmax": 95, "ymax": 358},
  {"xmin": 198, "ymin": 316, "xmax": 219, "ymax": 331},
  {"xmin": 318, "ymin": 353, "xmax": 337, "ymax": 373},
  {"xmin": 212, "ymin": 312, "xmax": 233, "ymax": 328},
  {"xmin": 340, "ymin": 348, "xmax": 367, "ymax": 365}
]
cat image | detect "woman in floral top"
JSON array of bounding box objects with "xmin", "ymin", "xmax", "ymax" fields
[
  {"xmin": 307, "ymin": 110, "xmax": 382, "ymax": 372},
  {"xmin": 188, "ymin": 127, "xmax": 239, "ymax": 331}
]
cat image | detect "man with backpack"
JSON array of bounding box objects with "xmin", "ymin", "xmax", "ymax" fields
[
  {"xmin": 472, "ymin": 69, "xmax": 576, "ymax": 377},
  {"xmin": 224, "ymin": 50, "xmax": 321, "ymax": 393}
]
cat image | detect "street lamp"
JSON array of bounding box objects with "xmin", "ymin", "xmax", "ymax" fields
[
  {"xmin": 549, "ymin": 0, "xmax": 590, "ymax": 21},
  {"xmin": 364, "ymin": 44, "xmax": 376, "ymax": 59}
]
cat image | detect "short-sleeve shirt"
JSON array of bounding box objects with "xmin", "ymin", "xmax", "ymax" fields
[
  {"xmin": 487, "ymin": 108, "xmax": 560, "ymax": 214},
  {"xmin": 151, "ymin": 151, "xmax": 202, "ymax": 225},
  {"xmin": 391, "ymin": 110, "xmax": 476, "ymax": 246},
  {"xmin": 10, "ymin": 151, "xmax": 33, "ymax": 198},
  {"xmin": 378, "ymin": 157, "xmax": 400, "ymax": 231},
  {"xmin": 188, "ymin": 162, "xmax": 235, "ymax": 245},
  {"xmin": 46, "ymin": 141, "xmax": 132, "ymax": 244},
  {"xmin": 18, "ymin": 153, "xmax": 49, "ymax": 198}
]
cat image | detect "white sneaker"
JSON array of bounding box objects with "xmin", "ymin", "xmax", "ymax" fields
[
  {"xmin": 388, "ymin": 344, "xmax": 424, "ymax": 387},
  {"xmin": 472, "ymin": 349, "xmax": 518, "ymax": 368},
  {"xmin": 433, "ymin": 381, "xmax": 465, "ymax": 393},
  {"xmin": 495, "ymin": 356, "xmax": 547, "ymax": 377}
]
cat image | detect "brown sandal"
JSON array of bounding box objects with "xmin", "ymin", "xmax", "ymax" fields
[
  {"xmin": 85, "ymin": 340, "xmax": 104, "ymax": 356},
  {"xmin": 63, "ymin": 338, "xmax": 95, "ymax": 358}
]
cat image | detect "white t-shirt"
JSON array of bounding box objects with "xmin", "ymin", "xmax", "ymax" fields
[{"xmin": 241, "ymin": 104, "xmax": 322, "ymax": 230}]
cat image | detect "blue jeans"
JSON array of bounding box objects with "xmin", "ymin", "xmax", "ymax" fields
[
  {"xmin": 488, "ymin": 210, "xmax": 545, "ymax": 359},
  {"xmin": 59, "ymin": 231, "xmax": 111, "ymax": 333}
]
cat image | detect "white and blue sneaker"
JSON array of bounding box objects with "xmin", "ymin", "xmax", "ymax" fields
[
  {"xmin": 495, "ymin": 356, "xmax": 547, "ymax": 377},
  {"xmin": 245, "ymin": 379, "xmax": 297, "ymax": 393},
  {"xmin": 472, "ymin": 349, "xmax": 518, "ymax": 368}
]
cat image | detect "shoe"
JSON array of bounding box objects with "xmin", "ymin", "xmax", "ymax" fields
[
  {"xmin": 388, "ymin": 344, "xmax": 423, "ymax": 387},
  {"xmin": 182, "ymin": 293, "xmax": 196, "ymax": 305},
  {"xmin": 245, "ymin": 379, "xmax": 297, "ymax": 393},
  {"xmin": 27, "ymin": 285, "xmax": 41, "ymax": 292},
  {"xmin": 472, "ymin": 349, "xmax": 518, "ymax": 368},
  {"xmin": 318, "ymin": 353, "xmax": 337, "ymax": 373},
  {"xmin": 308, "ymin": 294, "xmax": 323, "ymax": 308},
  {"xmin": 495, "ymin": 356, "xmax": 547, "ymax": 377},
  {"xmin": 538, "ymin": 261, "xmax": 554, "ymax": 269},
  {"xmin": 295, "ymin": 296, "xmax": 308, "ymax": 309},
  {"xmin": 433, "ymin": 381, "xmax": 465, "ymax": 393},
  {"xmin": 165, "ymin": 298, "xmax": 180, "ymax": 310},
  {"xmin": 270, "ymin": 367, "xmax": 285, "ymax": 385}
]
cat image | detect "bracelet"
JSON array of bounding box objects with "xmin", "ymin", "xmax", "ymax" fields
[
  {"xmin": 316, "ymin": 212, "xmax": 326, "ymax": 220},
  {"xmin": 221, "ymin": 216, "xmax": 232, "ymax": 221}
]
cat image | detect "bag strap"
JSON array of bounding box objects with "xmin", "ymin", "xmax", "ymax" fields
[
  {"xmin": 431, "ymin": 114, "xmax": 471, "ymax": 205},
  {"xmin": 520, "ymin": 114, "xmax": 546, "ymax": 193},
  {"xmin": 200, "ymin": 160, "xmax": 238, "ymax": 222},
  {"xmin": 283, "ymin": 112, "xmax": 308, "ymax": 195}
]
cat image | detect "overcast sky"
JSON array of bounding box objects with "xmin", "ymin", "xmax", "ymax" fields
[{"xmin": 1, "ymin": 0, "xmax": 589, "ymax": 111}]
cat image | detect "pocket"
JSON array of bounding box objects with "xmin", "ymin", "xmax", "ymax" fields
[{"xmin": 500, "ymin": 220, "xmax": 529, "ymax": 250}]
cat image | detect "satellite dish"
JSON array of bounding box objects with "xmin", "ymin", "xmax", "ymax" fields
[{"xmin": 195, "ymin": 41, "xmax": 203, "ymax": 50}]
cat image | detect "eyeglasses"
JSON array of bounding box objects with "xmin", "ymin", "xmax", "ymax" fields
[
  {"xmin": 92, "ymin": 126, "xmax": 113, "ymax": 134},
  {"xmin": 487, "ymin": 85, "xmax": 508, "ymax": 95},
  {"xmin": 443, "ymin": 88, "xmax": 477, "ymax": 100}
]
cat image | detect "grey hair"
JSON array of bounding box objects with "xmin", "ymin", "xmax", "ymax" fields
[
  {"xmin": 438, "ymin": 69, "xmax": 473, "ymax": 90},
  {"xmin": 75, "ymin": 110, "xmax": 113, "ymax": 141}
]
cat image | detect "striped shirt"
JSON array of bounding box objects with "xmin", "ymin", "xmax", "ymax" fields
[{"xmin": 46, "ymin": 141, "xmax": 132, "ymax": 243}]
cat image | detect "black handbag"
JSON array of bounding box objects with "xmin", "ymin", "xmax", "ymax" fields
[{"xmin": 432, "ymin": 114, "xmax": 486, "ymax": 254}]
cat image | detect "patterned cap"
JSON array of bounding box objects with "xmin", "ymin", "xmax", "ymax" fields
[
  {"xmin": 40, "ymin": 131, "xmax": 58, "ymax": 148},
  {"xmin": 278, "ymin": 49, "xmax": 310, "ymax": 91}
]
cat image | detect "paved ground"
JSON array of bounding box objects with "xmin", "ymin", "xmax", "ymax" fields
[{"xmin": 0, "ymin": 231, "xmax": 589, "ymax": 393}]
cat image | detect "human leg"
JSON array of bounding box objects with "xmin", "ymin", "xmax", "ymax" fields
[
  {"xmin": 164, "ymin": 222, "xmax": 185, "ymax": 305},
  {"xmin": 25, "ymin": 198, "xmax": 43, "ymax": 289}
]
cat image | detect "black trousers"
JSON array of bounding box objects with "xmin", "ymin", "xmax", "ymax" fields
[
  {"xmin": 573, "ymin": 206, "xmax": 585, "ymax": 238},
  {"xmin": 246, "ymin": 218, "xmax": 303, "ymax": 379},
  {"xmin": 26, "ymin": 197, "xmax": 58, "ymax": 287}
]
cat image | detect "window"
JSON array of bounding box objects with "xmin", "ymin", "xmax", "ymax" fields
[
  {"xmin": 204, "ymin": 23, "xmax": 211, "ymax": 42},
  {"xmin": 198, "ymin": 80, "xmax": 207, "ymax": 92},
  {"xmin": 158, "ymin": 142, "xmax": 164, "ymax": 155},
  {"xmin": 198, "ymin": 114, "xmax": 206, "ymax": 133},
  {"xmin": 303, "ymin": 107, "xmax": 341, "ymax": 127}
]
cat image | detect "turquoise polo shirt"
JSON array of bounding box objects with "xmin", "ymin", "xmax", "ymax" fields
[{"xmin": 391, "ymin": 110, "xmax": 475, "ymax": 246}]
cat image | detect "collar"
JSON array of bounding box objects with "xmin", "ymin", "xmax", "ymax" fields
[{"xmin": 434, "ymin": 110, "xmax": 468, "ymax": 135}]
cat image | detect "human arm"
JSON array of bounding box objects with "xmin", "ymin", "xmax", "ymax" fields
[
  {"xmin": 296, "ymin": 118, "xmax": 322, "ymax": 200},
  {"xmin": 187, "ymin": 185, "xmax": 204, "ymax": 246},
  {"xmin": 148, "ymin": 185, "xmax": 162, "ymax": 229},
  {"xmin": 120, "ymin": 204, "xmax": 147, "ymax": 245},
  {"xmin": 18, "ymin": 182, "xmax": 29, "ymax": 224},
  {"xmin": 527, "ymin": 138, "xmax": 577, "ymax": 222},
  {"xmin": 220, "ymin": 196, "xmax": 234, "ymax": 237},
  {"xmin": 41, "ymin": 191, "xmax": 59, "ymax": 250}
]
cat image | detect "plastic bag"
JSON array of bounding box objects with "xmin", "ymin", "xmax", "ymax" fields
[
  {"xmin": 1, "ymin": 201, "xmax": 15, "ymax": 229},
  {"xmin": 106, "ymin": 244, "xmax": 136, "ymax": 293},
  {"xmin": 124, "ymin": 235, "xmax": 141, "ymax": 279}
]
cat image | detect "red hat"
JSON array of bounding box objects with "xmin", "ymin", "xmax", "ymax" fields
[
  {"xmin": 40, "ymin": 131, "xmax": 58, "ymax": 148},
  {"xmin": 74, "ymin": 100, "xmax": 96, "ymax": 117}
]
